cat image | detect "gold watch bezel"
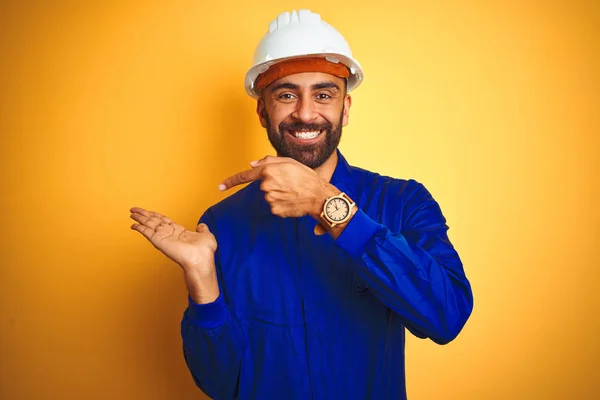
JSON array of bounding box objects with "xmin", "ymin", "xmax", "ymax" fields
[{"xmin": 320, "ymin": 192, "xmax": 356, "ymax": 229}]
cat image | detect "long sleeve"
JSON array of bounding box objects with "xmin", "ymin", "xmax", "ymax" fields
[
  {"xmin": 336, "ymin": 182, "xmax": 473, "ymax": 344},
  {"xmin": 180, "ymin": 210, "xmax": 246, "ymax": 399},
  {"xmin": 181, "ymin": 294, "xmax": 245, "ymax": 399}
]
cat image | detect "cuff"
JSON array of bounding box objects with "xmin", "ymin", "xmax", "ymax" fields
[
  {"xmin": 335, "ymin": 208, "xmax": 383, "ymax": 259},
  {"xmin": 186, "ymin": 292, "xmax": 229, "ymax": 329}
]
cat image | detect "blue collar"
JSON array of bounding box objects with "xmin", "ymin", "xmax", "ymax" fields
[{"xmin": 330, "ymin": 149, "xmax": 355, "ymax": 198}]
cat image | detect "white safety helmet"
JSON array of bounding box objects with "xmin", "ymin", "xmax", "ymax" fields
[{"xmin": 245, "ymin": 9, "xmax": 364, "ymax": 98}]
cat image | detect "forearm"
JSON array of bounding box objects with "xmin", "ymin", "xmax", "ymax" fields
[
  {"xmin": 334, "ymin": 204, "xmax": 473, "ymax": 344},
  {"xmin": 181, "ymin": 293, "xmax": 245, "ymax": 398},
  {"xmin": 348, "ymin": 225, "xmax": 473, "ymax": 343},
  {"xmin": 182, "ymin": 260, "xmax": 220, "ymax": 304},
  {"xmin": 179, "ymin": 229, "xmax": 245, "ymax": 397}
]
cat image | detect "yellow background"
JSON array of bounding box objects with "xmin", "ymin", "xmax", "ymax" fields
[{"xmin": 1, "ymin": 0, "xmax": 598, "ymax": 399}]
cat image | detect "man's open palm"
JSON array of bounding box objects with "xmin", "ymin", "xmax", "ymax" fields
[{"xmin": 129, "ymin": 207, "xmax": 217, "ymax": 270}]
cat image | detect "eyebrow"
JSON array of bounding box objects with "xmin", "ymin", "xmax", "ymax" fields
[
  {"xmin": 269, "ymin": 81, "xmax": 341, "ymax": 93},
  {"xmin": 311, "ymin": 82, "xmax": 341, "ymax": 91},
  {"xmin": 269, "ymin": 82, "xmax": 299, "ymax": 92}
]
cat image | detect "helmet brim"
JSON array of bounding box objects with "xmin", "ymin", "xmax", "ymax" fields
[{"xmin": 245, "ymin": 53, "xmax": 364, "ymax": 99}]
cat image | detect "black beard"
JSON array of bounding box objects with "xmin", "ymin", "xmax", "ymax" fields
[{"xmin": 265, "ymin": 107, "xmax": 344, "ymax": 169}]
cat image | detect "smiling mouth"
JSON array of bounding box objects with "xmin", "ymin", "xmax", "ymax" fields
[{"xmin": 288, "ymin": 129, "xmax": 325, "ymax": 140}]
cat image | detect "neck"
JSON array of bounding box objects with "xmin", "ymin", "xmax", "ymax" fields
[{"xmin": 313, "ymin": 150, "xmax": 338, "ymax": 182}]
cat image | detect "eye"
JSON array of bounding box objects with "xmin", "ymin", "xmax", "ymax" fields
[
  {"xmin": 278, "ymin": 93, "xmax": 297, "ymax": 100},
  {"xmin": 316, "ymin": 93, "xmax": 331, "ymax": 100}
]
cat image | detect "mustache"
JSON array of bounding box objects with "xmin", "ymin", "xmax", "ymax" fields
[{"xmin": 279, "ymin": 120, "xmax": 332, "ymax": 133}]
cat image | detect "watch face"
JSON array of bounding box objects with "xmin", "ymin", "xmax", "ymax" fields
[{"xmin": 325, "ymin": 197, "xmax": 350, "ymax": 222}]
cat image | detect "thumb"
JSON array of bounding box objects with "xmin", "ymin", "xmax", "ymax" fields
[{"xmin": 196, "ymin": 223, "xmax": 209, "ymax": 233}]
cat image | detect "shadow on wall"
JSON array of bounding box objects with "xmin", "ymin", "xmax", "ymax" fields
[{"xmin": 123, "ymin": 85, "xmax": 257, "ymax": 399}]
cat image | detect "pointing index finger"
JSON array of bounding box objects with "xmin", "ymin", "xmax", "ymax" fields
[{"xmin": 219, "ymin": 166, "xmax": 263, "ymax": 191}]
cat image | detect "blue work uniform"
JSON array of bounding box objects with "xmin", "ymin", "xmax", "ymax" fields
[{"xmin": 181, "ymin": 150, "xmax": 473, "ymax": 399}]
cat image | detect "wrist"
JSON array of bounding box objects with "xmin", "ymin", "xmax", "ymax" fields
[
  {"xmin": 311, "ymin": 189, "xmax": 358, "ymax": 238},
  {"xmin": 180, "ymin": 250, "xmax": 216, "ymax": 273},
  {"xmin": 183, "ymin": 261, "xmax": 220, "ymax": 304},
  {"xmin": 327, "ymin": 205, "xmax": 358, "ymax": 240}
]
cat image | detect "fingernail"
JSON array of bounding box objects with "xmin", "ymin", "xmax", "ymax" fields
[
  {"xmin": 250, "ymin": 160, "xmax": 258, "ymax": 167},
  {"xmin": 218, "ymin": 184, "xmax": 226, "ymax": 191}
]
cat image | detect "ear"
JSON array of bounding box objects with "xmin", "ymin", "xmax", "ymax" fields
[
  {"xmin": 256, "ymin": 98, "xmax": 267, "ymax": 128},
  {"xmin": 342, "ymin": 94, "xmax": 352, "ymax": 127}
]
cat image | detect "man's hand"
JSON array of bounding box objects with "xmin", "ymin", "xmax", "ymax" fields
[
  {"xmin": 219, "ymin": 156, "xmax": 339, "ymax": 219},
  {"xmin": 129, "ymin": 207, "xmax": 219, "ymax": 303}
]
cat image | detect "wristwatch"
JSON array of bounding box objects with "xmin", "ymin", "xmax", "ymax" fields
[{"xmin": 315, "ymin": 192, "xmax": 356, "ymax": 235}]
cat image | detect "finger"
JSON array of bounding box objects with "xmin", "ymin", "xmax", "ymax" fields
[
  {"xmin": 219, "ymin": 167, "xmax": 263, "ymax": 191},
  {"xmin": 130, "ymin": 211, "xmax": 162, "ymax": 230},
  {"xmin": 130, "ymin": 223, "xmax": 156, "ymax": 240},
  {"xmin": 130, "ymin": 208, "xmax": 175, "ymax": 227},
  {"xmin": 264, "ymin": 192, "xmax": 276, "ymax": 202},
  {"xmin": 130, "ymin": 208, "xmax": 155, "ymax": 220},
  {"xmin": 156, "ymin": 223, "xmax": 174, "ymax": 231},
  {"xmin": 196, "ymin": 223, "xmax": 209, "ymax": 233},
  {"xmin": 147, "ymin": 210, "xmax": 175, "ymax": 225},
  {"xmin": 136, "ymin": 208, "xmax": 174, "ymax": 224},
  {"xmin": 250, "ymin": 155, "xmax": 289, "ymax": 167}
]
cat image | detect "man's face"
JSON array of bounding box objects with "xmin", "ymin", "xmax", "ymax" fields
[{"xmin": 257, "ymin": 72, "xmax": 352, "ymax": 169}]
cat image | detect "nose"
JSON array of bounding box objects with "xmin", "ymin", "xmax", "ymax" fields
[{"xmin": 291, "ymin": 96, "xmax": 318, "ymax": 123}]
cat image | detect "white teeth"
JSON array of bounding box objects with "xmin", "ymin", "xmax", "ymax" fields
[{"xmin": 292, "ymin": 130, "xmax": 320, "ymax": 139}]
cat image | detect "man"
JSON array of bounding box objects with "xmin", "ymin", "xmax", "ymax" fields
[{"xmin": 130, "ymin": 9, "xmax": 473, "ymax": 400}]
